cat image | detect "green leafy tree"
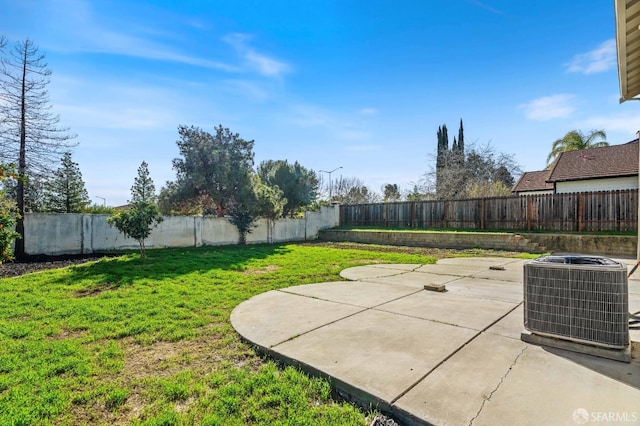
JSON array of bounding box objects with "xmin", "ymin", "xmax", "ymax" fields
[
  {"xmin": 227, "ymin": 171, "xmax": 259, "ymax": 245},
  {"xmin": 83, "ymin": 204, "xmax": 116, "ymax": 214},
  {"xmin": 2, "ymin": 173, "xmax": 46, "ymax": 212},
  {"xmin": 546, "ymin": 129, "xmax": 608, "ymax": 167},
  {"xmin": 42, "ymin": 152, "xmax": 90, "ymax": 213},
  {"xmin": 0, "ymin": 163, "xmax": 20, "ymax": 264},
  {"xmin": 405, "ymin": 185, "xmax": 430, "ymax": 201},
  {"xmin": 0, "ymin": 38, "xmax": 76, "ymax": 257},
  {"xmin": 162, "ymin": 124, "xmax": 254, "ymax": 217},
  {"xmin": 382, "ymin": 183, "xmax": 402, "ymax": 202},
  {"xmin": 254, "ymin": 176, "xmax": 286, "ymax": 243},
  {"xmin": 257, "ymin": 160, "xmax": 318, "ymax": 217},
  {"xmin": 107, "ymin": 162, "xmax": 163, "ymax": 258}
]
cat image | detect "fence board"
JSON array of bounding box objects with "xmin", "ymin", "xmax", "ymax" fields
[{"xmin": 339, "ymin": 190, "xmax": 638, "ymax": 232}]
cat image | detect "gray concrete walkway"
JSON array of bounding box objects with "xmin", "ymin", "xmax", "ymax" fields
[{"xmin": 231, "ymin": 257, "xmax": 640, "ymax": 425}]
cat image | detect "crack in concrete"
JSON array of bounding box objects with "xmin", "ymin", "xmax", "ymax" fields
[{"xmin": 468, "ymin": 346, "xmax": 528, "ymax": 426}]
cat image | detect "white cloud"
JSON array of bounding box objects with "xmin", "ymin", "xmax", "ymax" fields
[
  {"xmin": 358, "ymin": 108, "xmax": 378, "ymax": 116},
  {"xmin": 578, "ymin": 111, "xmax": 640, "ymax": 136},
  {"xmin": 222, "ymin": 79, "xmax": 271, "ymax": 102},
  {"xmin": 223, "ymin": 33, "xmax": 291, "ymax": 78},
  {"xmin": 38, "ymin": 0, "xmax": 237, "ymax": 72},
  {"xmin": 465, "ymin": 0, "xmax": 507, "ymax": 16},
  {"xmin": 346, "ymin": 144, "xmax": 380, "ymax": 152},
  {"xmin": 285, "ymin": 104, "xmax": 372, "ymax": 141},
  {"xmin": 565, "ymin": 39, "xmax": 616, "ymax": 75},
  {"xmin": 519, "ymin": 94, "xmax": 576, "ymax": 121}
]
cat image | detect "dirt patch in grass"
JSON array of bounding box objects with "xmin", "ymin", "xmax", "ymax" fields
[
  {"xmin": 303, "ymin": 241, "xmax": 526, "ymax": 258},
  {"xmin": 48, "ymin": 329, "xmax": 88, "ymax": 340},
  {"xmin": 73, "ymin": 283, "xmax": 120, "ymax": 298},
  {"xmin": 68, "ymin": 330, "xmax": 260, "ymax": 425},
  {"xmin": 241, "ymin": 264, "xmax": 280, "ymax": 275},
  {"xmin": 0, "ymin": 253, "xmax": 119, "ymax": 278}
]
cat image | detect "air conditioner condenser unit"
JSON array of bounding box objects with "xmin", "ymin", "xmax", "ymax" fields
[{"xmin": 523, "ymin": 255, "xmax": 629, "ymax": 350}]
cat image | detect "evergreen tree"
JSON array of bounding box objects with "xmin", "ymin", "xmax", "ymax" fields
[
  {"xmin": 257, "ymin": 159, "xmax": 318, "ymax": 217},
  {"xmin": 382, "ymin": 183, "xmax": 401, "ymax": 202},
  {"xmin": 457, "ymin": 119, "xmax": 464, "ymax": 154},
  {"xmin": 107, "ymin": 161, "xmax": 163, "ymax": 258},
  {"xmin": 130, "ymin": 161, "xmax": 156, "ymax": 204},
  {"xmin": 436, "ymin": 124, "xmax": 450, "ymax": 197},
  {"xmin": 42, "ymin": 152, "xmax": 90, "ymax": 213},
  {"xmin": 162, "ymin": 124, "xmax": 254, "ymax": 217}
]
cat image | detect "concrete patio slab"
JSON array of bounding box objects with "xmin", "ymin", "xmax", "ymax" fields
[
  {"xmin": 445, "ymin": 276, "xmax": 524, "ymax": 304},
  {"xmin": 230, "ymin": 290, "xmax": 363, "ymax": 348},
  {"xmin": 272, "ymin": 308, "xmax": 479, "ymax": 403},
  {"xmin": 484, "ymin": 304, "xmax": 526, "ymax": 340},
  {"xmin": 394, "ymin": 332, "xmax": 528, "ymax": 426},
  {"xmin": 375, "ymin": 291, "xmax": 519, "ymax": 331},
  {"xmin": 469, "ymin": 266, "xmax": 524, "ymax": 283},
  {"xmin": 365, "ymin": 271, "xmax": 462, "ymax": 289},
  {"xmin": 230, "ymin": 258, "xmax": 640, "ymax": 425},
  {"xmin": 281, "ymin": 280, "xmax": 421, "ymax": 308},
  {"xmin": 436, "ymin": 257, "xmax": 524, "ymax": 267},
  {"xmin": 470, "ymin": 344, "xmax": 640, "ymax": 426},
  {"xmin": 373, "ymin": 263, "xmax": 423, "ymax": 271},
  {"xmin": 414, "ymin": 263, "xmax": 488, "ymax": 276},
  {"xmin": 340, "ymin": 265, "xmax": 417, "ymax": 281}
]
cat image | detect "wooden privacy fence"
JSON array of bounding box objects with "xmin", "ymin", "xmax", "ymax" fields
[{"xmin": 339, "ymin": 190, "xmax": 639, "ymax": 232}]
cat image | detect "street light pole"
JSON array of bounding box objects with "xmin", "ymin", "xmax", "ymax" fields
[
  {"xmin": 319, "ymin": 166, "xmax": 343, "ymax": 202},
  {"xmin": 96, "ymin": 196, "xmax": 106, "ymax": 207}
]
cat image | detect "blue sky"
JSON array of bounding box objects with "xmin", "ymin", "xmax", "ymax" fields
[{"xmin": 1, "ymin": 0, "xmax": 635, "ymax": 206}]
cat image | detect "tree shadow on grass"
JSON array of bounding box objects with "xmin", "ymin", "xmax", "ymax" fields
[{"xmin": 50, "ymin": 244, "xmax": 293, "ymax": 287}]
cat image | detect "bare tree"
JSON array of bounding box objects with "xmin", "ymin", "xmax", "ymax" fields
[
  {"xmin": 0, "ymin": 38, "xmax": 76, "ymax": 257},
  {"xmin": 424, "ymin": 142, "xmax": 520, "ymax": 200},
  {"xmin": 331, "ymin": 176, "xmax": 380, "ymax": 204}
]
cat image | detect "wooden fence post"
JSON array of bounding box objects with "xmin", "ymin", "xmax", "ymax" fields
[
  {"xmin": 411, "ymin": 202, "xmax": 416, "ymax": 228},
  {"xmin": 527, "ymin": 196, "xmax": 533, "ymax": 231},
  {"xmin": 577, "ymin": 193, "xmax": 584, "ymax": 232},
  {"xmin": 444, "ymin": 201, "xmax": 449, "ymax": 229}
]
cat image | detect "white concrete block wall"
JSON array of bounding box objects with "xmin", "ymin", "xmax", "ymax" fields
[
  {"xmin": 200, "ymin": 217, "xmax": 240, "ymax": 246},
  {"xmin": 23, "ymin": 206, "xmax": 340, "ymax": 255},
  {"xmin": 25, "ymin": 213, "xmax": 85, "ymax": 255}
]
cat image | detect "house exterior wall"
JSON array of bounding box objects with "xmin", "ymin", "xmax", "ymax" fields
[{"xmin": 555, "ymin": 176, "xmax": 638, "ymax": 193}]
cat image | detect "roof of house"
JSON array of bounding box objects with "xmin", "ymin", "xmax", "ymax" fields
[
  {"xmin": 547, "ymin": 140, "xmax": 639, "ymax": 183},
  {"xmin": 512, "ymin": 170, "xmax": 554, "ymax": 193}
]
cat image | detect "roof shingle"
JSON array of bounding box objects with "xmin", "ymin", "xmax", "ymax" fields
[
  {"xmin": 512, "ymin": 170, "xmax": 554, "ymax": 193},
  {"xmin": 547, "ymin": 140, "xmax": 639, "ymax": 182}
]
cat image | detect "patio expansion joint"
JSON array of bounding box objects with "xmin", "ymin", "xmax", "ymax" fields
[
  {"xmin": 389, "ymin": 301, "xmax": 524, "ymax": 406},
  {"xmin": 352, "ymin": 264, "xmax": 424, "ymax": 281},
  {"xmin": 468, "ymin": 345, "xmax": 528, "ymax": 426},
  {"xmin": 269, "ymin": 287, "xmax": 425, "ymax": 348}
]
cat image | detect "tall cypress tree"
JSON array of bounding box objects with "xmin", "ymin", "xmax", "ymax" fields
[
  {"xmin": 436, "ymin": 124, "xmax": 449, "ymax": 197},
  {"xmin": 442, "ymin": 124, "xmax": 448, "ymax": 150},
  {"xmin": 457, "ymin": 119, "xmax": 464, "ymax": 154}
]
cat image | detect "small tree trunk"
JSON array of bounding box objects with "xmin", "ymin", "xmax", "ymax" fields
[{"xmin": 138, "ymin": 239, "xmax": 146, "ymax": 258}]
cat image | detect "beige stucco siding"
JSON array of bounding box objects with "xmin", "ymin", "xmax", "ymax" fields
[{"xmin": 555, "ymin": 176, "xmax": 638, "ymax": 193}]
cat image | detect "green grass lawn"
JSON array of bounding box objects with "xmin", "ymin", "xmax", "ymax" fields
[{"xmin": 0, "ymin": 243, "xmax": 527, "ymax": 425}]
